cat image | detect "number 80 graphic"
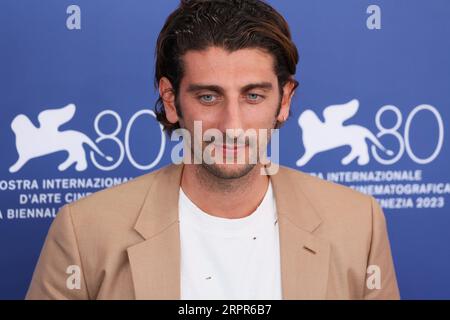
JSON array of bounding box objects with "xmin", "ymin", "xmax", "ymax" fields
[
  {"xmin": 372, "ymin": 104, "xmax": 444, "ymax": 165},
  {"xmin": 89, "ymin": 110, "xmax": 166, "ymax": 171}
]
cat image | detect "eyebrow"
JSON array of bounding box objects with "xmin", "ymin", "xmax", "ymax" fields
[{"xmin": 186, "ymin": 82, "xmax": 273, "ymax": 94}]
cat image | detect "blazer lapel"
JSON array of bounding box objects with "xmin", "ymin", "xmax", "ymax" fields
[
  {"xmin": 127, "ymin": 163, "xmax": 330, "ymax": 300},
  {"xmin": 127, "ymin": 163, "xmax": 184, "ymax": 299},
  {"xmin": 271, "ymin": 166, "xmax": 331, "ymax": 299}
]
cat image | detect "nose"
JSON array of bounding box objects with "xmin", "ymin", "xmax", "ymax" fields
[{"xmin": 218, "ymin": 100, "xmax": 244, "ymax": 141}]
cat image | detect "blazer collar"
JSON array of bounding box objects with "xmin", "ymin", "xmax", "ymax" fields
[{"xmin": 127, "ymin": 163, "xmax": 330, "ymax": 299}]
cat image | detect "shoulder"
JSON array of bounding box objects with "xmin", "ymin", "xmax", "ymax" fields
[
  {"xmin": 276, "ymin": 165, "xmax": 376, "ymax": 230},
  {"xmin": 277, "ymin": 165, "xmax": 371, "ymax": 203},
  {"xmin": 276, "ymin": 165, "xmax": 385, "ymax": 270},
  {"xmin": 61, "ymin": 164, "xmax": 174, "ymax": 230}
]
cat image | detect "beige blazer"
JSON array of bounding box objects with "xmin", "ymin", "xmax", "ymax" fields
[{"xmin": 26, "ymin": 163, "xmax": 400, "ymax": 299}]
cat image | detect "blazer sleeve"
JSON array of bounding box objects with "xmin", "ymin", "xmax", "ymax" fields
[
  {"xmin": 26, "ymin": 204, "xmax": 90, "ymax": 300},
  {"xmin": 363, "ymin": 196, "xmax": 400, "ymax": 300}
]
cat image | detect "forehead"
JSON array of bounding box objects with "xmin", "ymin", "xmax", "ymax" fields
[{"xmin": 181, "ymin": 46, "xmax": 277, "ymax": 86}]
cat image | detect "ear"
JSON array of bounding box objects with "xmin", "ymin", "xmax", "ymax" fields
[
  {"xmin": 159, "ymin": 77, "xmax": 179, "ymax": 124},
  {"xmin": 276, "ymin": 79, "xmax": 296, "ymax": 123}
]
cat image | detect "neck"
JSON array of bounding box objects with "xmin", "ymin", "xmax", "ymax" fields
[{"xmin": 180, "ymin": 164, "xmax": 269, "ymax": 219}]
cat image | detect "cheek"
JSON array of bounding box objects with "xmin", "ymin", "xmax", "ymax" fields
[
  {"xmin": 179, "ymin": 94, "xmax": 208, "ymax": 119},
  {"xmin": 244, "ymin": 105, "xmax": 280, "ymax": 128},
  {"xmin": 184, "ymin": 109, "xmax": 218, "ymax": 130},
  {"xmin": 182, "ymin": 105, "xmax": 223, "ymax": 131},
  {"xmin": 176, "ymin": 97, "xmax": 199, "ymax": 125}
]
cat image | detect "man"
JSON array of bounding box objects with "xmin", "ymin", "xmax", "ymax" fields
[{"xmin": 26, "ymin": 0, "xmax": 400, "ymax": 299}]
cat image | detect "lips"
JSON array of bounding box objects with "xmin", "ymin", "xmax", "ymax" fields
[
  {"xmin": 213, "ymin": 143, "xmax": 246, "ymax": 156},
  {"xmin": 215, "ymin": 144, "xmax": 246, "ymax": 150}
]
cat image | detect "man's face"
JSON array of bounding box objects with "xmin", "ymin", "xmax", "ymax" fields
[{"xmin": 163, "ymin": 46, "xmax": 292, "ymax": 179}]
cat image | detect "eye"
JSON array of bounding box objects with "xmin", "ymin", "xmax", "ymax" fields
[
  {"xmin": 198, "ymin": 94, "xmax": 218, "ymax": 105},
  {"xmin": 247, "ymin": 93, "xmax": 264, "ymax": 103}
]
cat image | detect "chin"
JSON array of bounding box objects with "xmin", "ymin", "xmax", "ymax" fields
[{"xmin": 202, "ymin": 163, "xmax": 256, "ymax": 180}]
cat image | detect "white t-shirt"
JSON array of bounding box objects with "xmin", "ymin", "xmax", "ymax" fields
[{"xmin": 179, "ymin": 181, "xmax": 282, "ymax": 300}]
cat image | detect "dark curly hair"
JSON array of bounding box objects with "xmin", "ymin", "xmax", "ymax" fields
[{"xmin": 154, "ymin": 0, "xmax": 299, "ymax": 135}]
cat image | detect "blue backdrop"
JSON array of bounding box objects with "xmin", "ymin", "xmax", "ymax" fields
[{"xmin": 1, "ymin": 0, "xmax": 449, "ymax": 299}]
